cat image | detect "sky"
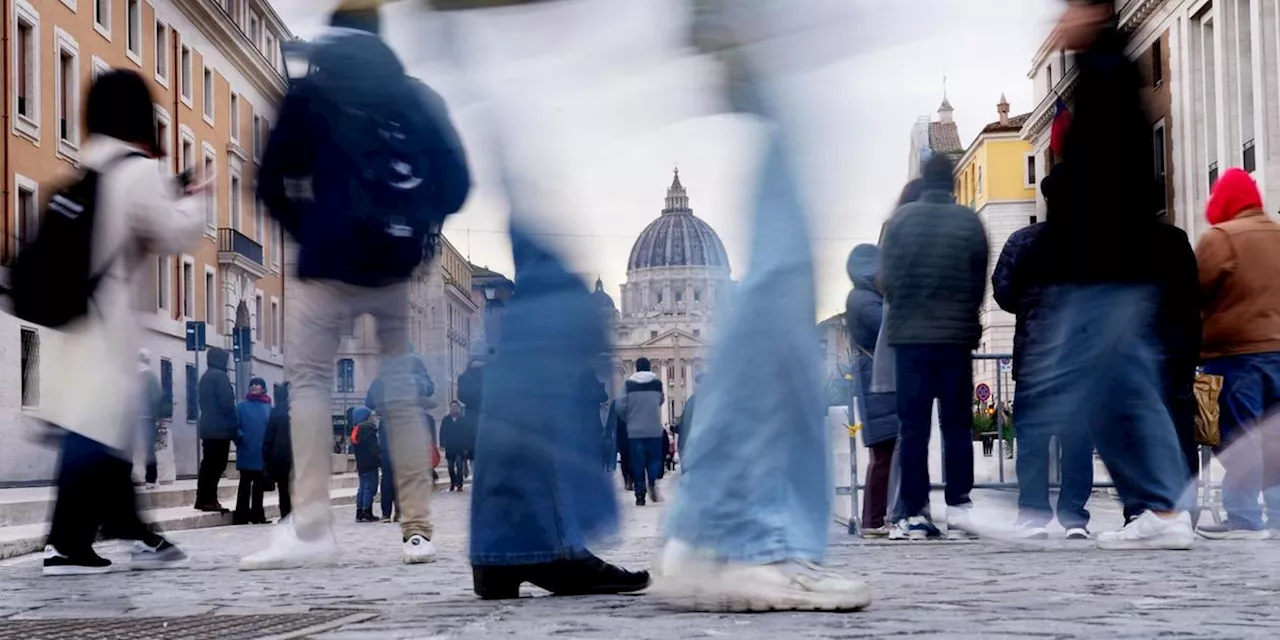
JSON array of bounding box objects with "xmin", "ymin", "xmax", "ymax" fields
[{"xmin": 269, "ymin": 0, "xmax": 1061, "ymax": 319}]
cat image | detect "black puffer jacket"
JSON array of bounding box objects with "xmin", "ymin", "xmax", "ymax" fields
[
  {"xmin": 992, "ymin": 222, "xmax": 1046, "ymax": 381},
  {"xmin": 845, "ymin": 244, "xmax": 899, "ymax": 448},
  {"xmin": 263, "ymin": 383, "xmax": 293, "ymax": 479},
  {"xmin": 881, "ymin": 190, "xmax": 989, "ymax": 347},
  {"xmin": 197, "ymin": 347, "xmax": 238, "ymax": 440}
]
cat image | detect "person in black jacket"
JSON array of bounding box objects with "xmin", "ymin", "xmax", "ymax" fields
[
  {"xmin": 195, "ymin": 347, "xmax": 237, "ymax": 512},
  {"xmin": 263, "ymin": 383, "xmax": 293, "ymax": 521},
  {"xmin": 440, "ymin": 401, "xmax": 470, "ymax": 491},
  {"xmin": 880, "ymin": 154, "xmax": 989, "ymax": 540},
  {"xmin": 351, "ymin": 407, "xmax": 382, "ymax": 523},
  {"xmin": 1012, "ymin": 0, "xmax": 1194, "ymax": 550}
]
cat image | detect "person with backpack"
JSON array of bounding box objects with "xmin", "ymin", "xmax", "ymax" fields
[
  {"xmin": 244, "ymin": 0, "xmax": 470, "ymax": 571},
  {"xmin": 263, "ymin": 383, "xmax": 294, "ymax": 521},
  {"xmin": 34, "ymin": 69, "xmax": 208, "ymax": 576}
]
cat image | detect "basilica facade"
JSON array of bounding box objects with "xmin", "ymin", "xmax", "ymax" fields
[{"xmin": 598, "ymin": 170, "xmax": 733, "ymax": 427}]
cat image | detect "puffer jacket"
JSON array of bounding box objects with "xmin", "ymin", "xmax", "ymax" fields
[
  {"xmin": 991, "ymin": 222, "xmax": 1047, "ymax": 381},
  {"xmin": 881, "ymin": 190, "xmax": 990, "ymax": 347},
  {"xmin": 198, "ymin": 348, "xmax": 239, "ymax": 440},
  {"xmin": 844, "ymin": 244, "xmax": 898, "ymax": 448}
]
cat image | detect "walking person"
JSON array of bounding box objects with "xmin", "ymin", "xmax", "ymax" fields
[
  {"xmin": 440, "ymin": 401, "xmax": 469, "ymax": 491},
  {"xmin": 264, "ymin": 383, "xmax": 294, "ymax": 521},
  {"xmin": 845, "ymin": 244, "xmax": 900, "ymax": 537},
  {"xmin": 351, "ymin": 407, "xmax": 382, "ymax": 523},
  {"xmin": 366, "ymin": 356, "xmax": 437, "ymax": 522},
  {"xmin": 1011, "ymin": 0, "xmax": 1194, "ymax": 549},
  {"xmin": 234, "ymin": 378, "xmax": 273, "ymax": 525},
  {"xmin": 1194, "ymin": 168, "xmax": 1280, "ymax": 539},
  {"xmin": 38, "ymin": 69, "xmax": 207, "ymax": 574},
  {"xmin": 243, "ymin": 0, "xmax": 469, "ymax": 570},
  {"xmin": 993, "ymin": 168, "xmax": 1093, "ymax": 540},
  {"xmin": 880, "ymin": 153, "xmax": 990, "ymax": 540},
  {"xmin": 196, "ymin": 347, "xmax": 237, "ymax": 513},
  {"xmin": 135, "ymin": 349, "xmax": 169, "ymax": 490},
  {"xmin": 617, "ymin": 358, "xmax": 666, "ymax": 506}
]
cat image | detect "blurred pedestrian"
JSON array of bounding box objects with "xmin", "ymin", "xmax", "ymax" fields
[
  {"xmin": 196, "ymin": 346, "xmax": 237, "ymax": 513},
  {"xmin": 40, "ymin": 69, "xmax": 206, "ymax": 575},
  {"xmin": 881, "ymin": 154, "xmax": 990, "ymax": 540},
  {"xmin": 366, "ymin": 357, "xmax": 438, "ymax": 522},
  {"xmin": 135, "ymin": 349, "xmax": 168, "ymax": 490},
  {"xmin": 233, "ymin": 378, "xmax": 272, "ymax": 525},
  {"xmin": 677, "ymin": 374, "xmax": 703, "ymax": 462},
  {"xmin": 264, "ymin": 383, "xmax": 294, "ymax": 521},
  {"xmin": 245, "ymin": 0, "xmax": 469, "ymax": 570},
  {"xmin": 845, "ymin": 244, "xmax": 900, "ymax": 538},
  {"xmin": 351, "ymin": 407, "xmax": 382, "ymax": 523},
  {"xmin": 617, "ymin": 357, "xmax": 666, "ymax": 506},
  {"xmin": 1195, "ymin": 168, "xmax": 1280, "ymax": 539}
]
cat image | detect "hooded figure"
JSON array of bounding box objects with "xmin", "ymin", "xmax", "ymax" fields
[
  {"xmin": 263, "ymin": 382, "xmax": 294, "ymax": 519},
  {"xmin": 844, "ymin": 244, "xmax": 898, "ymax": 449},
  {"xmin": 197, "ymin": 347, "xmax": 238, "ymax": 441}
]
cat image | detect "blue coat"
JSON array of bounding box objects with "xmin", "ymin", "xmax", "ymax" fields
[
  {"xmin": 235, "ymin": 396, "xmax": 272, "ymax": 471},
  {"xmin": 845, "ymin": 244, "xmax": 899, "ymax": 448}
]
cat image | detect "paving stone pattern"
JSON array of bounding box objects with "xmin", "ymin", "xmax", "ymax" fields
[{"xmin": 2, "ymin": 488, "xmax": 1280, "ymax": 639}]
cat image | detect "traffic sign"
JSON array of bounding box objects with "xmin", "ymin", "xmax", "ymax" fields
[
  {"xmin": 185, "ymin": 321, "xmax": 206, "ymax": 352},
  {"xmin": 999, "ymin": 358, "xmax": 1012, "ymax": 373},
  {"xmin": 975, "ymin": 383, "xmax": 991, "ymax": 403}
]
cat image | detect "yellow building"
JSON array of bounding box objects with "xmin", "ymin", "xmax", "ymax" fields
[{"xmin": 952, "ymin": 95, "xmax": 1037, "ymax": 399}]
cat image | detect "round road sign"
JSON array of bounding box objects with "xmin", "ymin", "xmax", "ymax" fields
[{"xmin": 975, "ymin": 383, "xmax": 991, "ymax": 402}]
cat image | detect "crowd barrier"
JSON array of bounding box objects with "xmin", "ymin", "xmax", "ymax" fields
[{"xmin": 832, "ymin": 354, "xmax": 1224, "ymax": 534}]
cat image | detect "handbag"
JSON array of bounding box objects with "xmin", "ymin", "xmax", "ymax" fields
[{"xmin": 1193, "ymin": 373, "xmax": 1224, "ymax": 447}]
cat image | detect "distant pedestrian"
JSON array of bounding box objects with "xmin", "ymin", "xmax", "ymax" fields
[
  {"xmin": 234, "ymin": 378, "xmax": 273, "ymax": 525},
  {"xmin": 196, "ymin": 347, "xmax": 237, "ymax": 513},
  {"xmin": 135, "ymin": 349, "xmax": 169, "ymax": 490},
  {"xmin": 440, "ymin": 401, "xmax": 470, "ymax": 491},
  {"xmin": 351, "ymin": 407, "xmax": 382, "ymax": 523},
  {"xmin": 845, "ymin": 243, "xmax": 900, "ymax": 537},
  {"xmin": 1195, "ymin": 168, "xmax": 1280, "ymax": 540},
  {"xmin": 677, "ymin": 374, "xmax": 704, "ymax": 461},
  {"xmin": 617, "ymin": 357, "xmax": 666, "ymax": 506},
  {"xmin": 881, "ymin": 153, "xmax": 989, "ymax": 540},
  {"xmin": 264, "ymin": 383, "xmax": 294, "ymax": 521}
]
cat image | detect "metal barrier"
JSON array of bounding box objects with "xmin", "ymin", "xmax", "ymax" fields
[{"xmin": 836, "ymin": 353, "xmax": 1222, "ymax": 534}]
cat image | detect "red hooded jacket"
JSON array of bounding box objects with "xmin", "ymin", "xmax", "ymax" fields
[{"xmin": 1206, "ymin": 168, "xmax": 1263, "ymax": 226}]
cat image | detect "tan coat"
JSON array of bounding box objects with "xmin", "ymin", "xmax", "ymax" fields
[
  {"xmin": 1197, "ymin": 209, "xmax": 1280, "ymax": 360},
  {"xmin": 37, "ymin": 136, "xmax": 204, "ymax": 453}
]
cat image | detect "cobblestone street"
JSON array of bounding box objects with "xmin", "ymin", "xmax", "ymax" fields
[{"xmin": 2, "ymin": 486, "xmax": 1280, "ymax": 638}]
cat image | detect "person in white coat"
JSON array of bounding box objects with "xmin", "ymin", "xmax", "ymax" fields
[{"xmin": 41, "ymin": 70, "xmax": 209, "ymax": 576}]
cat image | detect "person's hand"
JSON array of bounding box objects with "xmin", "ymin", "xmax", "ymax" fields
[
  {"xmin": 185, "ymin": 171, "xmax": 216, "ymax": 196},
  {"xmin": 1054, "ymin": 1, "xmax": 1111, "ymax": 51}
]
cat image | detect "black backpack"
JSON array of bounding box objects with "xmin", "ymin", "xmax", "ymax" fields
[
  {"xmin": 292, "ymin": 32, "xmax": 446, "ymax": 283},
  {"xmin": 10, "ymin": 152, "xmax": 144, "ymax": 328}
]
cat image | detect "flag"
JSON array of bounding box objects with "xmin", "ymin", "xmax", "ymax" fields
[{"xmin": 1050, "ymin": 98, "xmax": 1071, "ymax": 157}]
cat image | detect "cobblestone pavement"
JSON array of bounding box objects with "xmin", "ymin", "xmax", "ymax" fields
[{"xmin": 3, "ymin": 486, "xmax": 1280, "ymax": 639}]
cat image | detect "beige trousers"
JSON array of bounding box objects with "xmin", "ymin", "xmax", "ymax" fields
[{"xmin": 287, "ymin": 278, "xmax": 434, "ymax": 542}]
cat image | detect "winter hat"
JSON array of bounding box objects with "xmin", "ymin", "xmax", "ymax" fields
[
  {"xmin": 921, "ymin": 154, "xmax": 955, "ymax": 193},
  {"xmin": 331, "ymin": 0, "xmax": 381, "ymax": 34},
  {"xmin": 249, "ymin": 377, "xmax": 268, "ymax": 391},
  {"xmin": 352, "ymin": 406, "xmax": 373, "ymax": 424},
  {"xmin": 1206, "ymin": 168, "xmax": 1263, "ymax": 226}
]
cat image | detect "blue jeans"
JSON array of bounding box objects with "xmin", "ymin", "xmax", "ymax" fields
[
  {"xmin": 1014, "ymin": 367, "xmax": 1093, "ymax": 529},
  {"xmin": 894, "ymin": 345, "xmax": 975, "ymax": 518},
  {"xmin": 628, "ymin": 438, "xmax": 664, "ymax": 497},
  {"xmin": 1203, "ymin": 352, "xmax": 1280, "ymax": 529},
  {"xmin": 1018, "ymin": 284, "xmax": 1188, "ymax": 515},
  {"xmin": 357, "ymin": 470, "xmax": 379, "ymax": 512}
]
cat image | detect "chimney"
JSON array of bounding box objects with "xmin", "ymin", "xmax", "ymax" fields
[{"xmin": 997, "ymin": 93, "xmax": 1010, "ymax": 126}]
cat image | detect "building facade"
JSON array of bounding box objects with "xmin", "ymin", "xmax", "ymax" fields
[
  {"xmin": 609, "ymin": 170, "xmax": 732, "ymax": 427},
  {"xmin": 907, "ymin": 98, "xmax": 965, "ymax": 180},
  {"xmin": 953, "ymin": 96, "xmax": 1036, "ymax": 392},
  {"xmin": 1, "ymin": 0, "xmax": 292, "ymax": 484}
]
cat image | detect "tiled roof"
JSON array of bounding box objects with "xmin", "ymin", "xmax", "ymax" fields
[
  {"xmin": 928, "ymin": 121, "xmax": 964, "ymax": 154},
  {"xmin": 980, "ymin": 112, "xmax": 1032, "ymax": 134}
]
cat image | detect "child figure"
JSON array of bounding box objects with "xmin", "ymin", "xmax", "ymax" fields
[{"xmin": 351, "ymin": 407, "xmax": 381, "ymax": 523}]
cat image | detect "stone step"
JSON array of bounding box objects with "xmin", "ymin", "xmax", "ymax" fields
[{"xmin": 0, "ymin": 474, "xmax": 361, "ymax": 529}]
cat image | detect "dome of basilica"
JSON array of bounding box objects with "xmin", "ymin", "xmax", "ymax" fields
[{"xmin": 626, "ymin": 170, "xmax": 730, "ymax": 273}]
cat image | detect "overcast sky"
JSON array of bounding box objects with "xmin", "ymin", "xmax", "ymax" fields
[{"xmin": 270, "ymin": 0, "xmax": 1061, "ymax": 319}]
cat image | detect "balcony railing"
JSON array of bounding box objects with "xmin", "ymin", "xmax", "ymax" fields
[{"xmin": 218, "ymin": 228, "xmax": 263, "ymax": 266}]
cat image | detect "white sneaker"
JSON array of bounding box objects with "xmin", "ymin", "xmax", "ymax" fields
[
  {"xmin": 652, "ymin": 541, "xmax": 871, "ymax": 612},
  {"xmin": 143, "ymin": 483, "xmax": 159, "ymax": 491},
  {"xmin": 1096, "ymin": 511, "xmax": 1193, "ymax": 551},
  {"xmin": 403, "ymin": 534, "xmax": 437, "ymax": 564},
  {"xmin": 1064, "ymin": 527, "xmax": 1091, "ymax": 540},
  {"xmin": 887, "ymin": 520, "xmax": 910, "ymax": 540},
  {"xmin": 1013, "ymin": 520, "xmax": 1049, "ymax": 540},
  {"xmin": 946, "ymin": 507, "xmax": 979, "ymax": 539},
  {"xmin": 239, "ymin": 518, "xmax": 338, "ymax": 570},
  {"xmin": 860, "ymin": 526, "xmax": 890, "ymax": 539}
]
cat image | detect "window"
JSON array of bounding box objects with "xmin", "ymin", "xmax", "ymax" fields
[
  {"xmin": 252, "ymin": 114, "xmax": 262, "ymax": 160},
  {"xmin": 229, "ymin": 93, "xmax": 239, "ymax": 143},
  {"xmin": 55, "ymin": 29, "xmax": 80, "ymax": 155},
  {"xmin": 180, "ymin": 129, "xmax": 195, "ymax": 172},
  {"xmin": 91, "ymin": 55, "xmax": 109, "ymax": 80},
  {"xmin": 155, "ymin": 21, "xmax": 168, "ymax": 85},
  {"xmin": 693, "ymin": 329, "xmax": 701, "ymax": 338},
  {"xmin": 202, "ymin": 148, "xmax": 217, "ymax": 229},
  {"xmin": 693, "ymin": 289, "xmax": 701, "ymax": 303},
  {"xmin": 1209, "ymin": 161, "xmax": 1219, "ymax": 189},
  {"xmin": 1244, "ymin": 139, "xmax": 1257, "ymax": 173},
  {"xmin": 180, "ymin": 46, "xmax": 192, "ymax": 104},
  {"xmin": 126, "ymin": 0, "xmax": 141, "ymax": 61},
  {"xmin": 1030, "ymin": 215, "xmax": 1038, "ymax": 225},
  {"xmin": 185, "ymin": 363, "xmax": 199, "ymax": 421},
  {"xmin": 675, "ymin": 291, "xmax": 683, "ymax": 304},
  {"xmin": 255, "ymin": 293, "xmax": 264, "ymax": 343},
  {"xmin": 157, "ymin": 256, "xmax": 172, "ymax": 311},
  {"xmin": 1025, "ymin": 153, "xmax": 1037, "ymax": 188},
  {"xmin": 94, "ymin": 0, "xmax": 109, "ymax": 37},
  {"xmin": 14, "ymin": 176, "xmax": 37, "ymax": 251},
  {"xmin": 15, "ymin": 1, "xmax": 40, "ymax": 139},
  {"xmin": 977, "ymin": 166, "xmax": 984, "ymax": 195},
  {"xmin": 203, "ymin": 66, "xmax": 214, "ymax": 122},
  {"xmin": 20, "ymin": 328, "xmax": 39, "ymax": 408},
  {"xmin": 182, "ymin": 259, "xmax": 195, "ymax": 318},
  {"xmin": 1059, "ymin": 50, "xmax": 1067, "ymax": 77},
  {"xmin": 249, "ymin": 13, "xmax": 262, "ymax": 49},
  {"xmin": 229, "ymin": 172, "xmax": 242, "ymax": 230},
  {"xmin": 155, "ymin": 106, "xmax": 171, "ymax": 162},
  {"xmin": 337, "ymin": 359, "xmax": 356, "ymax": 393},
  {"xmin": 160, "ymin": 359, "xmax": 174, "ymax": 415},
  {"xmin": 271, "ymin": 299, "xmax": 280, "ymax": 351},
  {"xmin": 254, "ymin": 193, "xmax": 265, "ymax": 242},
  {"xmin": 1046, "ymin": 63, "xmax": 1054, "ymax": 94},
  {"xmin": 271, "ymin": 219, "xmax": 282, "ymax": 267},
  {"xmin": 650, "ymin": 330, "xmax": 658, "ymax": 340},
  {"xmin": 1151, "ymin": 37, "xmax": 1163, "ymax": 86},
  {"xmin": 205, "ymin": 268, "xmax": 217, "ymax": 326}
]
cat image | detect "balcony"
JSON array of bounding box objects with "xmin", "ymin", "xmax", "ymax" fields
[{"xmin": 217, "ymin": 228, "xmax": 268, "ymax": 279}]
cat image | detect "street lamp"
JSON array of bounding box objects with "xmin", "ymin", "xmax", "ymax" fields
[
  {"xmin": 281, "ymin": 39, "xmax": 313, "ymax": 84},
  {"xmin": 483, "ymin": 286, "xmax": 496, "ymax": 301}
]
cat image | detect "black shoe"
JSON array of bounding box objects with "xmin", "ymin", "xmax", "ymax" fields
[
  {"xmin": 649, "ymin": 483, "xmax": 662, "ymax": 503},
  {"xmin": 195, "ymin": 502, "xmax": 229, "ymax": 513},
  {"xmin": 473, "ymin": 555, "xmax": 650, "ymax": 600},
  {"xmin": 131, "ymin": 539, "xmax": 189, "ymax": 571},
  {"xmin": 623, "ymin": 480, "xmax": 634, "ymax": 492},
  {"xmin": 43, "ymin": 545, "xmax": 112, "ymax": 576},
  {"xmin": 232, "ymin": 514, "xmax": 252, "ymax": 526},
  {"xmin": 636, "ymin": 495, "xmax": 645, "ymax": 507}
]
